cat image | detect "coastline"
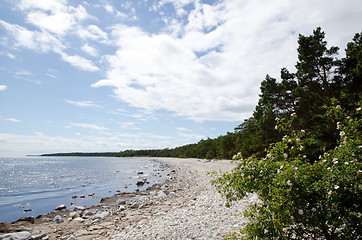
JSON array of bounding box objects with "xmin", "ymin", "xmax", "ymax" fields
[{"xmin": 0, "ymin": 158, "xmax": 257, "ymax": 240}]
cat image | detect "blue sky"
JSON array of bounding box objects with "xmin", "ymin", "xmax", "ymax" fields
[{"xmin": 0, "ymin": 0, "xmax": 361, "ymax": 156}]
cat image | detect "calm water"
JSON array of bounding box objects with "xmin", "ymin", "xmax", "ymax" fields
[{"xmin": 0, "ymin": 157, "xmax": 168, "ymax": 223}]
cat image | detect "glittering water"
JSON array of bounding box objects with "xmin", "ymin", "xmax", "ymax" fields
[{"xmin": 0, "ymin": 157, "xmax": 168, "ymax": 223}]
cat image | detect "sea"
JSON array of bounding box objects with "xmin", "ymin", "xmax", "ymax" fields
[{"xmin": 0, "ymin": 156, "xmax": 169, "ymax": 223}]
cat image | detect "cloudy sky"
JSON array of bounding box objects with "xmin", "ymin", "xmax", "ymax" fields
[{"xmin": 0, "ymin": 0, "xmax": 361, "ymax": 156}]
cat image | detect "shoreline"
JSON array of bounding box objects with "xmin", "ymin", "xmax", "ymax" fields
[{"xmin": 0, "ymin": 158, "xmax": 257, "ymax": 240}]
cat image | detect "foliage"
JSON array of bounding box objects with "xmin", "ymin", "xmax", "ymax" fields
[{"xmin": 210, "ymin": 104, "xmax": 361, "ymax": 239}]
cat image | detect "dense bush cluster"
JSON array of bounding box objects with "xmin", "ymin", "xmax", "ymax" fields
[{"xmin": 211, "ymin": 104, "xmax": 361, "ymax": 239}]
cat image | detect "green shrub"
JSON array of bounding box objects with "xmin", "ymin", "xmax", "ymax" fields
[{"xmin": 210, "ymin": 104, "xmax": 361, "ymax": 239}]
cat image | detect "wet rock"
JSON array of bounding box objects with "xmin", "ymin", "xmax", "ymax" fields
[
  {"xmin": 72, "ymin": 195, "xmax": 78, "ymax": 199},
  {"xmin": 54, "ymin": 204, "xmax": 66, "ymax": 211},
  {"xmin": 53, "ymin": 215, "xmax": 63, "ymax": 224},
  {"xmin": 23, "ymin": 208, "xmax": 32, "ymax": 212},
  {"xmin": 0, "ymin": 231, "xmax": 31, "ymax": 240},
  {"xmin": 80, "ymin": 195, "xmax": 85, "ymax": 198}
]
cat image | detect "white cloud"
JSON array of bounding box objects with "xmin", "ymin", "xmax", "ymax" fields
[
  {"xmin": 65, "ymin": 100, "xmax": 103, "ymax": 108},
  {"xmin": 92, "ymin": 0, "xmax": 362, "ymax": 122},
  {"xmin": 17, "ymin": 0, "xmax": 67, "ymax": 12},
  {"xmin": 81, "ymin": 43, "xmax": 98, "ymax": 56},
  {"xmin": 177, "ymin": 127, "xmax": 193, "ymax": 132},
  {"xmin": 118, "ymin": 121, "xmax": 141, "ymax": 130},
  {"xmin": 78, "ymin": 25, "xmax": 108, "ymax": 41},
  {"xmin": 19, "ymin": 0, "xmax": 89, "ymax": 36},
  {"xmin": 0, "ymin": 85, "xmax": 7, "ymax": 91},
  {"xmin": 6, "ymin": 118, "xmax": 21, "ymax": 122},
  {"xmin": 0, "ymin": 20, "xmax": 65, "ymax": 52},
  {"xmin": 69, "ymin": 123, "xmax": 108, "ymax": 131},
  {"xmin": 57, "ymin": 51, "xmax": 99, "ymax": 72},
  {"xmin": 177, "ymin": 127, "xmax": 205, "ymax": 141}
]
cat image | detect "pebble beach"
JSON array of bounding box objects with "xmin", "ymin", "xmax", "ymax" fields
[{"xmin": 0, "ymin": 158, "xmax": 257, "ymax": 240}]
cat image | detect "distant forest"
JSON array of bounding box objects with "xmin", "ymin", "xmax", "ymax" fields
[{"xmin": 43, "ymin": 28, "xmax": 362, "ymax": 160}]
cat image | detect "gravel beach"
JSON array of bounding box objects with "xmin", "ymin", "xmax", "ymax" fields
[{"xmin": 0, "ymin": 158, "xmax": 257, "ymax": 240}]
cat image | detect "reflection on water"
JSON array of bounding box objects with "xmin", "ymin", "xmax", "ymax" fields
[{"xmin": 0, "ymin": 157, "xmax": 168, "ymax": 223}]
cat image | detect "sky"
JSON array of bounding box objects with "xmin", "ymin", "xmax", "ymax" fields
[{"xmin": 0, "ymin": 0, "xmax": 361, "ymax": 157}]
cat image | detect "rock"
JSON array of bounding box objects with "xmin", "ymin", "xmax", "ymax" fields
[
  {"xmin": 130, "ymin": 203, "xmax": 139, "ymax": 209},
  {"xmin": 72, "ymin": 195, "xmax": 78, "ymax": 198},
  {"xmin": 82, "ymin": 210, "xmax": 93, "ymax": 216},
  {"xmin": 31, "ymin": 233, "xmax": 47, "ymax": 240},
  {"xmin": 69, "ymin": 212, "xmax": 79, "ymax": 219},
  {"xmin": 59, "ymin": 235, "xmax": 75, "ymax": 240},
  {"xmin": 54, "ymin": 204, "xmax": 66, "ymax": 211},
  {"xmin": 53, "ymin": 215, "xmax": 63, "ymax": 224},
  {"xmin": 23, "ymin": 208, "xmax": 32, "ymax": 212},
  {"xmin": 157, "ymin": 191, "xmax": 167, "ymax": 198},
  {"xmin": 0, "ymin": 231, "xmax": 31, "ymax": 240},
  {"xmin": 118, "ymin": 205, "xmax": 126, "ymax": 211},
  {"xmin": 137, "ymin": 171, "xmax": 144, "ymax": 175},
  {"xmin": 73, "ymin": 217, "xmax": 85, "ymax": 222},
  {"xmin": 117, "ymin": 200, "xmax": 126, "ymax": 205},
  {"xmin": 92, "ymin": 211, "xmax": 110, "ymax": 220},
  {"xmin": 80, "ymin": 195, "xmax": 85, "ymax": 198},
  {"xmin": 136, "ymin": 181, "xmax": 145, "ymax": 186},
  {"xmin": 16, "ymin": 216, "xmax": 35, "ymax": 224},
  {"xmin": 88, "ymin": 193, "xmax": 95, "ymax": 196},
  {"xmin": 73, "ymin": 206, "xmax": 85, "ymax": 211}
]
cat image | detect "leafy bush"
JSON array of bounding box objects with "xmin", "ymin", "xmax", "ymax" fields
[{"xmin": 210, "ymin": 104, "xmax": 361, "ymax": 239}]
